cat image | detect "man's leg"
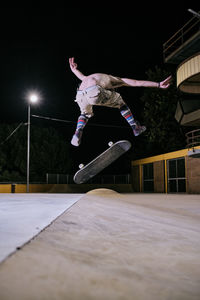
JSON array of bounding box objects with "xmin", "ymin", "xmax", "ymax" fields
[
  {"xmin": 119, "ymin": 104, "xmax": 146, "ymax": 136},
  {"xmin": 71, "ymin": 114, "xmax": 89, "ymax": 146},
  {"xmin": 98, "ymin": 88, "xmax": 146, "ymax": 137}
]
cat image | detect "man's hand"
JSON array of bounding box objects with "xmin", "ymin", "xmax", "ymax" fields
[
  {"xmin": 69, "ymin": 57, "xmax": 78, "ymax": 72},
  {"xmin": 159, "ymin": 75, "xmax": 172, "ymax": 89},
  {"xmin": 68, "ymin": 57, "xmax": 86, "ymax": 81}
]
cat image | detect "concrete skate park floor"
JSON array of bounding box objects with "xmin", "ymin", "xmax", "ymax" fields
[{"xmin": 0, "ymin": 190, "xmax": 200, "ymax": 300}]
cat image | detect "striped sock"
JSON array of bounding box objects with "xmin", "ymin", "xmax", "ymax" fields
[
  {"xmin": 120, "ymin": 105, "xmax": 136, "ymax": 129},
  {"xmin": 75, "ymin": 115, "xmax": 88, "ymax": 135}
]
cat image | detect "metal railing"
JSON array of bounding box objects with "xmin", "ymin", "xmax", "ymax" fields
[
  {"xmin": 186, "ymin": 128, "xmax": 200, "ymax": 148},
  {"xmin": 163, "ymin": 11, "xmax": 200, "ymax": 61},
  {"xmin": 46, "ymin": 173, "xmax": 131, "ymax": 184}
]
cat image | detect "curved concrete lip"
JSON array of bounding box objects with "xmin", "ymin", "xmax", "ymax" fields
[{"xmin": 86, "ymin": 188, "xmax": 119, "ymax": 195}]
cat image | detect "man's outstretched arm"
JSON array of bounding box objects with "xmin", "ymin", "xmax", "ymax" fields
[
  {"xmin": 121, "ymin": 75, "xmax": 172, "ymax": 89},
  {"xmin": 69, "ymin": 57, "xmax": 86, "ymax": 81}
]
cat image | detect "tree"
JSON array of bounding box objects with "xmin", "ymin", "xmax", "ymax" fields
[
  {"xmin": 0, "ymin": 123, "xmax": 73, "ymax": 182},
  {"xmin": 134, "ymin": 67, "xmax": 185, "ymax": 158},
  {"xmin": 29, "ymin": 126, "xmax": 72, "ymax": 181}
]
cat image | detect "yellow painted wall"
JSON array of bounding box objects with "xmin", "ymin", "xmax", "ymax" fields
[
  {"xmin": 14, "ymin": 184, "xmax": 54, "ymax": 193},
  {"xmin": 0, "ymin": 184, "xmax": 133, "ymax": 194},
  {"xmin": 0, "ymin": 185, "xmax": 12, "ymax": 193}
]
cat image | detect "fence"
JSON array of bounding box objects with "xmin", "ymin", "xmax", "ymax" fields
[
  {"xmin": 46, "ymin": 173, "xmax": 131, "ymax": 184},
  {"xmin": 163, "ymin": 12, "xmax": 200, "ymax": 61}
]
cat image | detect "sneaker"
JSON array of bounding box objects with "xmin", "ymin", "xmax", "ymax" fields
[
  {"xmin": 133, "ymin": 124, "xmax": 146, "ymax": 136},
  {"xmin": 71, "ymin": 130, "xmax": 83, "ymax": 146}
]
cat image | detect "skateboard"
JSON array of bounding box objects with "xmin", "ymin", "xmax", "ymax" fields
[{"xmin": 73, "ymin": 140, "xmax": 132, "ymax": 184}]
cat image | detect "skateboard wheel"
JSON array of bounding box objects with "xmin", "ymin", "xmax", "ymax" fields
[
  {"xmin": 79, "ymin": 164, "xmax": 84, "ymax": 169},
  {"xmin": 108, "ymin": 141, "xmax": 113, "ymax": 147}
]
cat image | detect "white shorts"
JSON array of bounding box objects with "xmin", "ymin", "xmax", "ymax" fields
[{"xmin": 75, "ymin": 85, "xmax": 126, "ymax": 118}]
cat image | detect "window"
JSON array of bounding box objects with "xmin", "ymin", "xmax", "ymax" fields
[
  {"xmin": 167, "ymin": 158, "xmax": 186, "ymax": 193},
  {"xmin": 143, "ymin": 163, "xmax": 154, "ymax": 192}
]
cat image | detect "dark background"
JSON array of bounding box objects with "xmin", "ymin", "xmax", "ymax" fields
[{"xmin": 0, "ymin": 4, "xmax": 197, "ymax": 173}]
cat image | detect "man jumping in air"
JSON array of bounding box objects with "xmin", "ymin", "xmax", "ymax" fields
[{"xmin": 69, "ymin": 57, "xmax": 171, "ymax": 146}]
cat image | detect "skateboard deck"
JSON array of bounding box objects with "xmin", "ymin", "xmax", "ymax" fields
[{"xmin": 73, "ymin": 140, "xmax": 131, "ymax": 184}]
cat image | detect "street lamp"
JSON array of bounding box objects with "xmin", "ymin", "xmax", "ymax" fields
[{"xmin": 27, "ymin": 93, "xmax": 38, "ymax": 193}]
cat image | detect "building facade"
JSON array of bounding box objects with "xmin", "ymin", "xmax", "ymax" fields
[
  {"xmin": 132, "ymin": 146, "xmax": 200, "ymax": 194},
  {"xmin": 132, "ymin": 11, "xmax": 200, "ymax": 194}
]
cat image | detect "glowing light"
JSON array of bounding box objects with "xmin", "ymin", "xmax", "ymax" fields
[{"xmin": 29, "ymin": 94, "xmax": 38, "ymax": 103}]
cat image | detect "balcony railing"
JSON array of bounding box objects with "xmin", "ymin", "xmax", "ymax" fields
[
  {"xmin": 186, "ymin": 128, "xmax": 200, "ymax": 148},
  {"xmin": 163, "ymin": 12, "xmax": 200, "ymax": 62}
]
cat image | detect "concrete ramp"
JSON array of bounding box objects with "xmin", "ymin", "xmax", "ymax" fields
[
  {"xmin": 0, "ymin": 192, "xmax": 200, "ymax": 299},
  {"xmin": 0, "ymin": 193, "xmax": 82, "ymax": 263}
]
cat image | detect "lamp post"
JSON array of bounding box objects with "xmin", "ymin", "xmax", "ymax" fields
[
  {"xmin": 27, "ymin": 94, "xmax": 38, "ymax": 193},
  {"xmin": 188, "ymin": 9, "xmax": 200, "ymax": 19}
]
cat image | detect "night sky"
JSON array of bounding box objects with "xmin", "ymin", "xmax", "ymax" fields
[{"xmin": 0, "ymin": 4, "xmax": 197, "ymax": 170}]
